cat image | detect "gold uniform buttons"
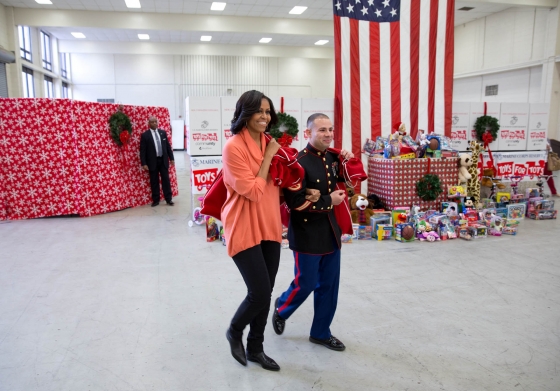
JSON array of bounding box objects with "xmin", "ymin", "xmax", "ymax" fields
[
  {"xmin": 304, "ymin": 219, "xmax": 307, "ymax": 222},
  {"xmin": 327, "ymin": 173, "xmax": 331, "ymax": 177},
  {"xmin": 325, "ymin": 165, "xmax": 328, "ymax": 168},
  {"xmin": 328, "ymin": 181, "xmax": 331, "ymax": 184},
  {"xmin": 313, "ymin": 206, "xmax": 316, "ymax": 209},
  {"xmin": 318, "ymin": 152, "xmax": 321, "ymax": 155},
  {"xmin": 323, "ymin": 158, "xmax": 326, "ymax": 161},
  {"xmin": 316, "ymin": 179, "xmax": 320, "ymax": 182}
]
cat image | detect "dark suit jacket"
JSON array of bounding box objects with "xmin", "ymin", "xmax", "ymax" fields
[{"xmin": 140, "ymin": 128, "xmax": 175, "ymax": 170}]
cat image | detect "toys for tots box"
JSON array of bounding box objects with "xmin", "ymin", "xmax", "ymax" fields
[
  {"xmin": 190, "ymin": 156, "xmax": 223, "ymax": 195},
  {"xmin": 451, "ymin": 102, "xmax": 470, "ymax": 151},
  {"xmin": 498, "ymin": 103, "xmax": 529, "ymax": 151},
  {"xmin": 527, "ymin": 104, "xmax": 549, "ymax": 151},
  {"xmin": 367, "ymin": 158, "xmax": 459, "ymax": 210},
  {"xmin": 221, "ymin": 96, "xmax": 238, "ymax": 145},
  {"xmin": 186, "ymin": 97, "xmax": 222, "ymax": 156}
]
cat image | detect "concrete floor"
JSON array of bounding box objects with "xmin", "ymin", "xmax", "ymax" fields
[{"xmin": 1, "ymin": 151, "xmax": 559, "ymax": 391}]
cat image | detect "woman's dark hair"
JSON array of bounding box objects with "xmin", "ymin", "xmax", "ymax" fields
[{"xmin": 230, "ymin": 90, "xmax": 278, "ymax": 135}]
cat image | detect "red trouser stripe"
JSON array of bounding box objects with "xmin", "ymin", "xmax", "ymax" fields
[{"xmin": 278, "ymin": 252, "xmax": 301, "ymax": 313}]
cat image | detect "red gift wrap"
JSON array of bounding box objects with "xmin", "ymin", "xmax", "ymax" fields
[{"xmin": 368, "ymin": 157, "xmax": 459, "ymax": 211}]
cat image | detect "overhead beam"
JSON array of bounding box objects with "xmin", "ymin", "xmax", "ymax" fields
[
  {"xmin": 58, "ymin": 40, "xmax": 335, "ymax": 59},
  {"xmin": 13, "ymin": 8, "xmax": 334, "ymax": 37},
  {"xmin": 461, "ymin": 0, "xmax": 558, "ymax": 7}
]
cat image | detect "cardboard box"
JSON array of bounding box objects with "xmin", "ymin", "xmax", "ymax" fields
[
  {"xmin": 527, "ymin": 103, "xmax": 549, "ymax": 151},
  {"xmin": 498, "ymin": 103, "xmax": 529, "ymax": 151},
  {"xmin": 221, "ymin": 96, "xmax": 238, "ymax": 146},
  {"xmin": 186, "ymin": 97, "xmax": 222, "ymax": 156},
  {"xmin": 190, "ymin": 156, "xmax": 223, "ymax": 195},
  {"xmin": 451, "ymin": 102, "xmax": 470, "ymax": 151}
]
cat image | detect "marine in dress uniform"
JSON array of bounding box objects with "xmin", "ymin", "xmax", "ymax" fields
[{"xmin": 272, "ymin": 115, "xmax": 349, "ymax": 351}]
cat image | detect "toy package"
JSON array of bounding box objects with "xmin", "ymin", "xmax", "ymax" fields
[
  {"xmin": 457, "ymin": 227, "xmax": 472, "ymax": 240},
  {"xmin": 395, "ymin": 223, "xmax": 415, "ymax": 242},
  {"xmin": 525, "ymin": 188, "xmax": 540, "ymax": 199},
  {"xmin": 341, "ymin": 234, "xmax": 353, "ymax": 243},
  {"xmin": 496, "ymin": 192, "xmax": 511, "ymax": 204},
  {"xmin": 507, "ymin": 203, "xmax": 526, "ymax": 220},
  {"xmin": 448, "ymin": 185, "xmax": 467, "ymax": 198},
  {"xmin": 370, "ymin": 215, "xmax": 391, "ymax": 237},
  {"xmin": 206, "ymin": 217, "xmax": 220, "ymax": 242},
  {"xmin": 352, "ymin": 223, "xmax": 360, "ymax": 239},
  {"xmin": 467, "ymin": 224, "xmax": 487, "ymax": 239},
  {"xmin": 358, "ymin": 225, "xmax": 373, "ymax": 239},
  {"xmin": 377, "ymin": 224, "xmax": 393, "ymax": 240},
  {"xmin": 391, "ymin": 209, "xmax": 409, "ymax": 233},
  {"xmin": 529, "ymin": 210, "xmax": 558, "ymax": 220},
  {"xmin": 362, "ymin": 139, "xmax": 377, "ymax": 156},
  {"xmin": 442, "ymin": 202, "xmax": 459, "ymax": 216}
]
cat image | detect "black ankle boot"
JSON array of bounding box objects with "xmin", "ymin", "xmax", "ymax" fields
[
  {"xmin": 246, "ymin": 350, "xmax": 280, "ymax": 371},
  {"xmin": 226, "ymin": 329, "xmax": 247, "ymax": 366}
]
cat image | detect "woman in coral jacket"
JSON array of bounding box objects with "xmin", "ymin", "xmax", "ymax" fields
[{"xmin": 222, "ymin": 90, "xmax": 282, "ymax": 371}]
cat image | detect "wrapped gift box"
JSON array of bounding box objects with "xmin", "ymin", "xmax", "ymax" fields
[{"xmin": 368, "ymin": 157, "xmax": 459, "ymax": 211}]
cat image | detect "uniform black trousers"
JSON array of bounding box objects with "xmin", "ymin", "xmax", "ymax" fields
[
  {"xmin": 229, "ymin": 241, "xmax": 281, "ymax": 353},
  {"xmin": 148, "ymin": 157, "xmax": 172, "ymax": 203}
]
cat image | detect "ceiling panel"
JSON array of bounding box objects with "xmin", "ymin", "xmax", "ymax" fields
[{"xmin": 0, "ymin": 0, "xmax": 527, "ymax": 46}]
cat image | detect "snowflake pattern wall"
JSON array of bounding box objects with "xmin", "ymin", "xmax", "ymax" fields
[{"xmin": 0, "ymin": 99, "xmax": 178, "ymax": 221}]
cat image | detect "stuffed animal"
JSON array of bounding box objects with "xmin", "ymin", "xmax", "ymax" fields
[
  {"xmin": 367, "ymin": 193, "xmax": 384, "ymax": 210},
  {"xmin": 350, "ymin": 193, "xmax": 374, "ymax": 225},
  {"xmin": 458, "ymin": 153, "xmax": 472, "ymax": 185}
]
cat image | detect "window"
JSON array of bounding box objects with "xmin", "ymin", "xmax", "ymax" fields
[
  {"xmin": 485, "ymin": 85, "xmax": 498, "ymax": 96},
  {"xmin": 19, "ymin": 26, "xmax": 32, "ymax": 62},
  {"xmin": 44, "ymin": 75, "xmax": 54, "ymax": 98},
  {"xmin": 41, "ymin": 31, "xmax": 52, "ymax": 71},
  {"xmin": 62, "ymin": 82, "xmax": 69, "ymax": 98},
  {"xmin": 60, "ymin": 53, "xmax": 69, "ymax": 78},
  {"xmin": 22, "ymin": 67, "xmax": 34, "ymax": 98}
]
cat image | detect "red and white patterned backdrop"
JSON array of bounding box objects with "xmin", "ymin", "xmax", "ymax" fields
[
  {"xmin": 0, "ymin": 98, "xmax": 178, "ymax": 221},
  {"xmin": 368, "ymin": 157, "xmax": 459, "ymax": 211}
]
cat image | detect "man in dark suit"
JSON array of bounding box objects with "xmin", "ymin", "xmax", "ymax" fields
[{"xmin": 140, "ymin": 116, "xmax": 175, "ymax": 207}]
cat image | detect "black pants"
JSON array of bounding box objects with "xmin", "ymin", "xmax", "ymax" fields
[
  {"xmin": 149, "ymin": 157, "xmax": 172, "ymax": 203},
  {"xmin": 230, "ymin": 241, "xmax": 281, "ymax": 353}
]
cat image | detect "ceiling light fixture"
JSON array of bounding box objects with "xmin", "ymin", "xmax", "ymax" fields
[
  {"xmin": 71, "ymin": 32, "xmax": 86, "ymax": 39},
  {"xmin": 315, "ymin": 40, "xmax": 329, "ymax": 45},
  {"xmin": 201, "ymin": 36, "xmax": 212, "ymax": 41},
  {"xmin": 289, "ymin": 6, "xmax": 307, "ymax": 14},
  {"xmin": 125, "ymin": 0, "xmax": 141, "ymax": 8},
  {"xmin": 138, "ymin": 34, "xmax": 150, "ymax": 40},
  {"xmin": 35, "ymin": 0, "xmax": 53, "ymax": 4},
  {"xmin": 259, "ymin": 38, "xmax": 272, "ymax": 43},
  {"xmin": 211, "ymin": 2, "xmax": 226, "ymax": 11}
]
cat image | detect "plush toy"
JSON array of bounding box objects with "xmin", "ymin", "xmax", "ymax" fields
[
  {"xmin": 367, "ymin": 193, "xmax": 384, "ymax": 210},
  {"xmin": 419, "ymin": 231, "xmax": 440, "ymax": 242},
  {"xmin": 350, "ymin": 193, "xmax": 374, "ymax": 225},
  {"xmin": 457, "ymin": 153, "xmax": 472, "ymax": 185}
]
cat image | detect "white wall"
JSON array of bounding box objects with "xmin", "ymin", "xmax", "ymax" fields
[
  {"xmin": 454, "ymin": 7, "xmax": 557, "ymax": 75},
  {"xmin": 453, "ymin": 66, "xmax": 543, "ymax": 103},
  {"xmin": 70, "ymin": 53, "xmax": 335, "ymax": 121}
]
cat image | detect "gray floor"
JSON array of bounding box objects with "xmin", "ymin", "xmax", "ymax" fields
[{"xmin": 1, "ymin": 151, "xmax": 559, "ymax": 391}]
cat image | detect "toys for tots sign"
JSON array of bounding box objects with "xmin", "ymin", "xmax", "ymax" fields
[{"xmin": 479, "ymin": 151, "xmax": 547, "ymax": 180}]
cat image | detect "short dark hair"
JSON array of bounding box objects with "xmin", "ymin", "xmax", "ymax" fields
[
  {"xmin": 306, "ymin": 113, "xmax": 330, "ymax": 129},
  {"xmin": 230, "ymin": 90, "xmax": 278, "ymax": 135}
]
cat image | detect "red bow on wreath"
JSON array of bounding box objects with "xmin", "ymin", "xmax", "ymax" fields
[
  {"xmin": 119, "ymin": 131, "xmax": 130, "ymax": 145},
  {"xmin": 278, "ymin": 133, "xmax": 293, "ymax": 147},
  {"xmin": 482, "ymin": 131, "xmax": 493, "ymax": 149}
]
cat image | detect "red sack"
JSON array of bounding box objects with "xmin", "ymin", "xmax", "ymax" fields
[{"xmin": 200, "ymin": 170, "xmax": 226, "ymax": 221}]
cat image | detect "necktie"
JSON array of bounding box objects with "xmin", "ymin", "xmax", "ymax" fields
[{"xmin": 154, "ymin": 130, "xmax": 162, "ymax": 157}]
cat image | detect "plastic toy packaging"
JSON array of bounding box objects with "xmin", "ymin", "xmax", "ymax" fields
[
  {"xmin": 375, "ymin": 136, "xmax": 388, "ymax": 152},
  {"xmin": 362, "ymin": 138, "xmax": 376, "ymax": 156},
  {"xmin": 401, "ymin": 135, "xmax": 418, "ymax": 151},
  {"xmin": 438, "ymin": 135, "xmax": 454, "ymax": 151}
]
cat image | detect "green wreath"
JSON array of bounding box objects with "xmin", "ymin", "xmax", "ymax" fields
[
  {"xmin": 474, "ymin": 115, "xmax": 499, "ymax": 142},
  {"xmin": 108, "ymin": 110, "xmax": 132, "ymax": 146},
  {"xmin": 416, "ymin": 174, "xmax": 443, "ymax": 201},
  {"xmin": 269, "ymin": 112, "xmax": 299, "ymax": 140}
]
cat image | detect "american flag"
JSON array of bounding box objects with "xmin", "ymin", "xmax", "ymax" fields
[{"xmin": 333, "ymin": 0, "xmax": 455, "ymax": 157}]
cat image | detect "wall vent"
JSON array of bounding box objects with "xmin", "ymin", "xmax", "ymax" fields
[
  {"xmin": 97, "ymin": 99, "xmax": 115, "ymax": 103},
  {"xmin": 458, "ymin": 7, "xmax": 474, "ymax": 11},
  {"xmin": 485, "ymin": 85, "xmax": 498, "ymax": 96}
]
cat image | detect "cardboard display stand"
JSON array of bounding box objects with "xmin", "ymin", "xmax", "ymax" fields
[
  {"xmin": 498, "ymin": 103, "xmax": 529, "ymax": 151},
  {"xmin": 186, "ymin": 97, "xmax": 222, "ymax": 156},
  {"xmin": 527, "ymin": 104, "xmax": 549, "ymax": 151},
  {"xmin": 451, "ymin": 102, "xmax": 470, "ymax": 151}
]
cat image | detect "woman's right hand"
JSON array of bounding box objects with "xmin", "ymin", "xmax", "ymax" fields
[{"xmin": 264, "ymin": 138, "xmax": 281, "ymax": 159}]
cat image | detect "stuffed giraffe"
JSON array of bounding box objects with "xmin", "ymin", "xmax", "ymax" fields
[{"xmin": 466, "ymin": 140, "xmax": 483, "ymax": 205}]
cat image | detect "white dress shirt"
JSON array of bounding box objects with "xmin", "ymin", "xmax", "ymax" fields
[{"xmin": 150, "ymin": 128, "xmax": 162, "ymax": 157}]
